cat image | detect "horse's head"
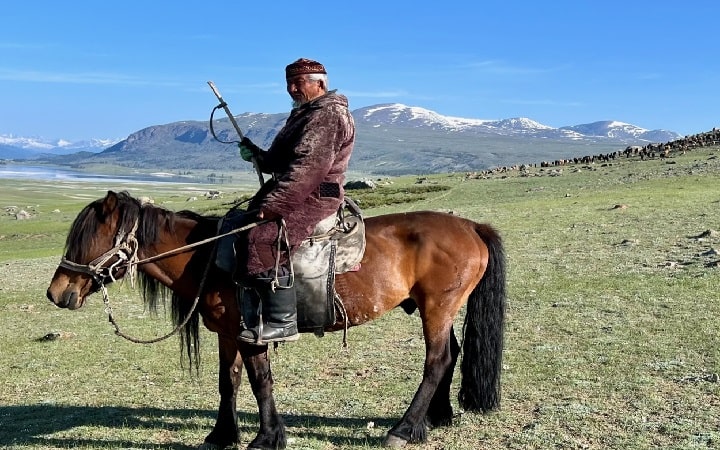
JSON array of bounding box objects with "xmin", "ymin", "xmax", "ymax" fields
[{"xmin": 46, "ymin": 191, "xmax": 142, "ymax": 309}]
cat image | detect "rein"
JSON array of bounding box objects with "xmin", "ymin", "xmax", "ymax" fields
[{"xmin": 60, "ymin": 216, "xmax": 267, "ymax": 344}]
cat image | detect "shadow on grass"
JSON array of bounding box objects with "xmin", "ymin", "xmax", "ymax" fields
[{"xmin": 0, "ymin": 404, "xmax": 398, "ymax": 449}]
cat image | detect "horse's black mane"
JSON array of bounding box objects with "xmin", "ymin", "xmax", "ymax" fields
[
  {"xmin": 66, "ymin": 190, "xmax": 220, "ymax": 371},
  {"xmin": 66, "ymin": 191, "xmax": 219, "ymax": 259}
]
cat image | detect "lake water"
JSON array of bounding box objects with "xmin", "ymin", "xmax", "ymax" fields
[{"xmin": 0, "ymin": 164, "xmax": 231, "ymax": 185}]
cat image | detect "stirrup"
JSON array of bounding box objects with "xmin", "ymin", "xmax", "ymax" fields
[
  {"xmin": 238, "ymin": 322, "xmax": 299, "ymax": 345},
  {"xmin": 237, "ymin": 326, "xmax": 263, "ymax": 345}
]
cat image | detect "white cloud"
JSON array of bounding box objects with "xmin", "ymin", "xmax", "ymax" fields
[{"xmin": 0, "ymin": 68, "xmax": 183, "ymax": 87}]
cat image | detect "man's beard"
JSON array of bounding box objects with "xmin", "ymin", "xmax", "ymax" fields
[{"xmin": 291, "ymin": 99, "xmax": 304, "ymax": 109}]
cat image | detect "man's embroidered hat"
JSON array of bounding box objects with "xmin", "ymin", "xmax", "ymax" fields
[{"xmin": 285, "ymin": 58, "xmax": 326, "ymax": 77}]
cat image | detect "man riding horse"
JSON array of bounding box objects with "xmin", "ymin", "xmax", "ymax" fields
[
  {"xmin": 234, "ymin": 58, "xmax": 356, "ymax": 345},
  {"xmin": 48, "ymin": 60, "xmax": 505, "ymax": 450}
]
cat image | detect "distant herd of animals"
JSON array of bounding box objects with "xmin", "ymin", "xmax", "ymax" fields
[{"xmin": 466, "ymin": 127, "xmax": 720, "ymax": 178}]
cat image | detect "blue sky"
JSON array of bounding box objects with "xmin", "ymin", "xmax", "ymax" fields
[{"xmin": 1, "ymin": 1, "xmax": 717, "ymax": 141}]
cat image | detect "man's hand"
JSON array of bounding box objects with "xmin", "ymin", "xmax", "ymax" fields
[{"xmin": 238, "ymin": 137, "xmax": 262, "ymax": 162}]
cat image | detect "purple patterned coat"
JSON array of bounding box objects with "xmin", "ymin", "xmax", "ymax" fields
[{"xmin": 240, "ymin": 91, "xmax": 355, "ymax": 276}]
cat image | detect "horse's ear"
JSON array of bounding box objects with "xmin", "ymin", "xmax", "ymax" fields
[{"xmin": 100, "ymin": 190, "xmax": 119, "ymax": 218}]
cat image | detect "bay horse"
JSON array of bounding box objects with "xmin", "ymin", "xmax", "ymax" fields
[{"xmin": 46, "ymin": 190, "xmax": 506, "ymax": 449}]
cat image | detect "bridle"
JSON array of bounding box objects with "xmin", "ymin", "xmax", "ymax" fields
[
  {"xmin": 56, "ymin": 214, "xmax": 268, "ymax": 344},
  {"xmin": 58, "ymin": 219, "xmax": 140, "ymax": 290},
  {"xmin": 57, "ymin": 217, "xmax": 190, "ymax": 344}
]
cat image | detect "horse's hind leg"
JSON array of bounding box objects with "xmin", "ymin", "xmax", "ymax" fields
[
  {"xmin": 383, "ymin": 321, "xmax": 455, "ymax": 447},
  {"xmin": 426, "ymin": 326, "xmax": 460, "ymax": 427}
]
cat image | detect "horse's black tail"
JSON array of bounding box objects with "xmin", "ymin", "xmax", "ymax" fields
[{"xmin": 458, "ymin": 223, "xmax": 506, "ymax": 412}]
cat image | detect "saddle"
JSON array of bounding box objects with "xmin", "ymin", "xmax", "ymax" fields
[
  {"xmin": 293, "ymin": 198, "xmax": 365, "ymax": 334},
  {"xmin": 215, "ymin": 199, "xmax": 365, "ymax": 335}
]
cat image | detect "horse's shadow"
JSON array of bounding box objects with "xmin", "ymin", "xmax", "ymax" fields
[{"xmin": 0, "ymin": 404, "xmax": 396, "ymax": 448}]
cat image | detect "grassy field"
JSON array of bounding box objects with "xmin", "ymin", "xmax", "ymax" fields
[{"xmin": 1, "ymin": 148, "xmax": 719, "ymax": 449}]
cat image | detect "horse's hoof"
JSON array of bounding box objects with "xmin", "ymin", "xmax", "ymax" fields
[
  {"xmin": 197, "ymin": 443, "xmax": 221, "ymax": 450},
  {"xmin": 382, "ymin": 434, "xmax": 408, "ymax": 448},
  {"xmin": 197, "ymin": 442, "xmax": 236, "ymax": 450}
]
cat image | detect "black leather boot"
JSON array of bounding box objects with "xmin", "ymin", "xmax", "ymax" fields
[{"xmin": 238, "ymin": 275, "xmax": 299, "ymax": 345}]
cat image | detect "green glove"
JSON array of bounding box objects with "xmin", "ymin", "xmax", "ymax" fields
[{"xmin": 238, "ymin": 137, "xmax": 262, "ymax": 162}]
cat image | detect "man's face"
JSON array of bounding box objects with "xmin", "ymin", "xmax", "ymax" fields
[{"xmin": 286, "ymin": 75, "xmax": 324, "ymax": 106}]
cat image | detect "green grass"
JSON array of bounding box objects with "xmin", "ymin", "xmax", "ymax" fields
[{"xmin": 1, "ymin": 148, "xmax": 719, "ymax": 449}]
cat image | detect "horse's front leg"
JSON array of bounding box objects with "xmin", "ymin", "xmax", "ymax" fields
[
  {"xmin": 241, "ymin": 344, "xmax": 287, "ymax": 450},
  {"xmin": 202, "ymin": 335, "xmax": 243, "ymax": 449}
]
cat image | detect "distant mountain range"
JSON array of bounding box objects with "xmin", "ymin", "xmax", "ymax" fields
[
  {"xmin": 1, "ymin": 103, "xmax": 683, "ymax": 175},
  {"xmin": 0, "ymin": 135, "xmax": 120, "ymax": 159}
]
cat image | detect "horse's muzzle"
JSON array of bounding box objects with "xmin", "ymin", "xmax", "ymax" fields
[{"xmin": 46, "ymin": 285, "xmax": 83, "ymax": 310}]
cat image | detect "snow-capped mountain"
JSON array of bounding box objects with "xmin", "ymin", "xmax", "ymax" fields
[
  {"xmin": 356, "ymin": 104, "xmax": 680, "ymax": 143},
  {"xmin": 559, "ymin": 120, "xmax": 678, "ymax": 141},
  {"xmin": 2, "ymin": 103, "xmax": 686, "ymax": 174},
  {"xmin": 358, "ymin": 103, "xmax": 557, "ymax": 133},
  {"xmin": 358, "ymin": 104, "xmax": 495, "ymax": 131},
  {"xmin": 0, "ymin": 134, "xmax": 121, "ymax": 159}
]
